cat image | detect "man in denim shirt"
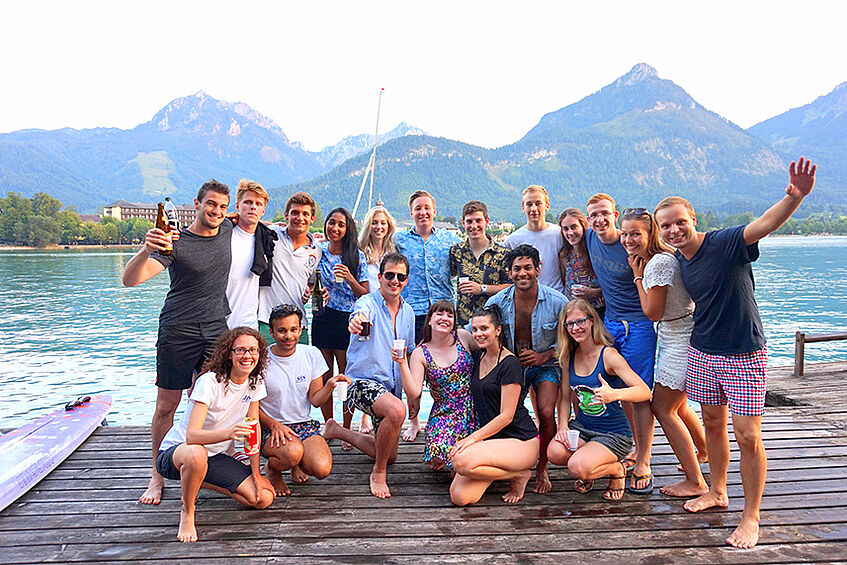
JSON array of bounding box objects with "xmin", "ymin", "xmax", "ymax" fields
[
  {"xmin": 480, "ymin": 244, "xmax": 567, "ymax": 495},
  {"xmin": 394, "ymin": 189, "xmax": 460, "ymax": 441}
]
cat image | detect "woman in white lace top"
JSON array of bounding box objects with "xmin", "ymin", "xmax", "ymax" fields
[{"xmin": 621, "ymin": 208, "xmax": 709, "ymax": 499}]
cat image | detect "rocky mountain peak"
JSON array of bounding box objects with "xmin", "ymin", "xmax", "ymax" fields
[{"xmin": 614, "ymin": 63, "xmax": 659, "ymax": 87}]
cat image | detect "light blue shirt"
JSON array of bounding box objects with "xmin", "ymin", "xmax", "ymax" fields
[
  {"xmin": 345, "ymin": 292, "xmax": 416, "ymax": 398},
  {"xmin": 479, "ymin": 283, "xmax": 567, "ymax": 369},
  {"xmin": 318, "ymin": 242, "xmax": 368, "ymax": 312},
  {"xmin": 394, "ymin": 227, "xmax": 460, "ymax": 315}
]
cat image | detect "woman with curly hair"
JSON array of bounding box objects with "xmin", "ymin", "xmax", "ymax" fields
[{"xmin": 156, "ymin": 327, "xmax": 275, "ymax": 543}]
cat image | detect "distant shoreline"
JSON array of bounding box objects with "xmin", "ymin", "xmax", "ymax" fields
[{"xmin": 0, "ymin": 244, "xmax": 137, "ymax": 251}]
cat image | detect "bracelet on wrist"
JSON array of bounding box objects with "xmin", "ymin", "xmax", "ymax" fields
[{"xmin": 633, "ymin": 276, "xmax": 643, "ymax": 283}]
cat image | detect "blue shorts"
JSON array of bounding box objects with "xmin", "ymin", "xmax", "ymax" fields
[
  {"xmin": 604, "ymin": 318, "xmax": 656, "ymax": 389},
  {"xmin": 525, "ymin": 365, "xmax": 561, "ymax": 388}
]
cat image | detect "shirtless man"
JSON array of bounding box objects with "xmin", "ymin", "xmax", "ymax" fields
[
  {"xmin": 322, "ymin": 252, "xmax": 416, "ymax": 498},
  {"xmin": 482, "ymin": 244, "xmax": 567, "ymax": 494},
  {"xmin": 122, "ymin": 179, "xmax": 232, "ymax": 505},
  {"xmin": 654, "ymin": 157, "xmax": 816, "ymax": 549},
  {"xmin": 259, "ymin": 304, "xmax": 347, "ymax": 495}
]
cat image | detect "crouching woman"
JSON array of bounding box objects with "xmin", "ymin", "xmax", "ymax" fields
[
  {"xmin": 156, "ymin": 327, "xmax": 275, "ymax": 542},
  {"xmin": 548, "ymin": 299, "xmax": 652, "ymax": 501},
  {"xmin": 449, "ymin": 305, "xmax": 539, "ymax": 506}
]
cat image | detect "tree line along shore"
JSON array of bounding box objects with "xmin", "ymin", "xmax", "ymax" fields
[{"xmin": 2, "ymin": 190, "xmax": 846, "ymax": 248}]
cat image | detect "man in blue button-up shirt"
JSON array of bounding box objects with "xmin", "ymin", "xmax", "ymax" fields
[
  {"xmin": 481, "ymin": 244, "xmax": 567, "ymax": 495},
  {"xmin": 394, "ymin": 190, "xmax": 460, "ymax": 442},
  {"xmin": 323, "ymin": 252, "xmax": 415, "ymax": 500}
]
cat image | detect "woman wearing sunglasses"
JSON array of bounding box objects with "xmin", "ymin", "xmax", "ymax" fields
[
  {"xmin": 155, "ymin": 327, "xmax": 274, "ymax": 542},
  {"xmin": 548, "ymin": 299, "xmax": 652, "ymax": 501},
  {"xmin": 621, "ymin": 208, "xmax": 709, "ymax": 498}
]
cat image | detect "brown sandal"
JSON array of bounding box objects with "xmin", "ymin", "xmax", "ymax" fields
[
  {"xmin": 603, "ymin": 462, "xmax": 626, "ymax": 502},
  {"xmin": 574, "ymin": 479, "xmax": 594, "ymax": 494}
]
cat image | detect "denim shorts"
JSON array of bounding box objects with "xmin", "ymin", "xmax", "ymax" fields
[{"xmin": 525, "ymin": 365, "xmax": 561, "ymax": 388}]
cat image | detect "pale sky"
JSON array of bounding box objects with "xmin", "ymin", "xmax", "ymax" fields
[{"xmin": 1, "ymin": 0, "xmax": 845, "ymax": 151}]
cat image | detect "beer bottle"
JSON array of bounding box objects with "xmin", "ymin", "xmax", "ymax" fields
[
  {"xmin": 156, "ymin": 202, "xmax": 173, "ymax": 255},
  {"xmin": 311, "ymin": 276, "xmax": 324, "ymax": 317},
  {"xmin": 163, "ymin": 197, "xmax": 180, "ymax": 232}
]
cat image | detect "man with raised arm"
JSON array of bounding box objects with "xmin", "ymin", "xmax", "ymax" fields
[
  {"xmin": 322, "ymin": 252, "xmax": 416, "ymax": 499},
  {"xmin": 122, "ymin": 179, "xmax": 233, "ymax": 505},
  {"xmin": 654, "ymin": 157, "xmax": 816, "ymax": 549},
  {"xmin": 504, "ymin": 185, "xmax": 565, "ymax": 293},
  {"xmin": 481, "ymin": 244, "xmax": 568, "ymax": 494},
  {"xmin": 584, "ymin": 193, "xmax": 657, "ymax": 496},
  {"xmin": 257, "ymin": 192, "xmax": 322, "ymax": 344},
  {"xmin": 394, "ymin": 190, "xmax": 460, "ymax": 441}
]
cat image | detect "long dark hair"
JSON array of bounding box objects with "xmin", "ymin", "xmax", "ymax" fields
[
  {"xmin": 471, "ymin": 304, "xmax": 505, "ymax": 349},
  {"xmin": 558, "ymin": 208, "xmax": 595, "ymax": 279},
  {"xmin": 421, "ymin": 300, "xmax": 458, "ymax": 346},
  {"xmin": 200, "ymin": 327, "xmax": 268, "ymax": 390},
  {"xmin": 325, "ymin": 207, "xmax": 361, "ymax": 277}
]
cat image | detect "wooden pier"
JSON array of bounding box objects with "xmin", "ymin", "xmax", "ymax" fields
[{"xmin": 2, "ymin": 362, "xmax": 847, "ymax": 563}]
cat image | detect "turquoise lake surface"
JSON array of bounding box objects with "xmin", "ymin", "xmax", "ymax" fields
[{"xmin": 2, "ymin": 235, "xmax": 845, "ymax": 428}]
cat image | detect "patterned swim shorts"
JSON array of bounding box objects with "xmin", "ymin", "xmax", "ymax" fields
[
  {"xmin": 260, "ymin": 419, "xmax": 322, "ymax": 454},
  {"xmin": 346, "ymin": 379, "xmax": 391, "ymax": 431},
  {"xmin": 686, "ymin": 344, "xmax": 768, "ymax": 417}
]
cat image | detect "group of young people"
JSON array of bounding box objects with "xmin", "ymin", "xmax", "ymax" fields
[{"xmin": 122, "ymin": 156, "xmax": 817, "ymax": 549}]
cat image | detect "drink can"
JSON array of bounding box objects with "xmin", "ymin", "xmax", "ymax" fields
[{"xmin": 243, "ymin": 416, "xmax": 260, "ymax": 455}]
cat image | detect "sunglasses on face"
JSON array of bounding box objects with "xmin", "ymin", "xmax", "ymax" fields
[
  {"xmin": 382, "ymin": 271, "xmax": 408, "ymax": 282},
  {"xmin": 622, "ymin": 208, "xmax": 649, "ymax": 218}
]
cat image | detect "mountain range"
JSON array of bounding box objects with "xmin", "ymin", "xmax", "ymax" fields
[{"xmin": 0, "ymin": 64, "xmax": 843, "ymax": 220}]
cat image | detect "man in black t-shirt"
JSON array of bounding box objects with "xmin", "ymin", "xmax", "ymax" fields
[
  {"xmin": 654, "ymin": 157, "xmax": 816, "ymax": 550},
  {"xmin": 122, "ymin": 179, "xmax": 233, "ymax": 506}
]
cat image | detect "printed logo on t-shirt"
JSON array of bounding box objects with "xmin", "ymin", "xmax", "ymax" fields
[
  {"xmin": 241, "ymin": 394, "xmax": 254, "ymax": 403},
  {"xmin": 295, "ymin": 374, "xmax": 307, "ymax": 383},
  {"xmin": 307, "ymin": 253, "xmax": 318, "ymax": 268}
]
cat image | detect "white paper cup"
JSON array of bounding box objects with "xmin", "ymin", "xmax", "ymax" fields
[
  {"xmin": 567, "ymin": 429, "xmax": 580, "ymax": 451},
  {"xmin": 336, "ymin": 381, "xmax": 348, "ymax": 402},
  {"xmin": 393, "ymin": 339, "xmax": 406, "ymax": 358},
  {"xmin": 459, "ymin": 276, "xmax": 470, "ymax": 284}
]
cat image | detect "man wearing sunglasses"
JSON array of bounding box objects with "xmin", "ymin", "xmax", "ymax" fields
[
  {"xmin": 323, "ymin": 252, "xmax": 415, "ymax": 499},
  {"xmin": 584, "ymin": 193, "xmax": 657, "ymax": 496}
]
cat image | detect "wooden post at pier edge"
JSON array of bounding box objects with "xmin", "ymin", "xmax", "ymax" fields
[{"xmin": 794, "ymin": 331, "xmax": 847, "ymax": 377}]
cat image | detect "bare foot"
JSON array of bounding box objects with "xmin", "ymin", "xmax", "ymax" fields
[
  {"xmin": 322, "ymin": 418, "xmax": 341, "ymax": 440},
  {"xmin": 502, "ymin": 470, "xmax": 532, "ymax": 503},
  {"xmin": 678, "ymin": 452, "xmax": 709, "ymax": 472},
  {"xmin": 139, "ymin": 476, "xmax": 164, "ymax": 505},
  {"xmin": 726, "ymin": 517, "xmax": 760, "ymax": 549},
  {"xmin": 177, "ymin": 507, "xmax": 198, "ymax": 542},
  {"xmin": 369, "ymin": 471, "xmax": 391, "ymax": 498},
  {"xmin": 267, "ymin": 466, "xmax": 291, "ymax": 496},
  {"xmin": 660, "ymin": 479, "xmax": 709, "ymax": 498},
  {"xmin": 428, "ymin": 458, "xmax": 445, "ymax": 472},
  {"xmin": 401, "ymin": 419, "xmax": 421, "ymax": 442},
  {"xmin": 291, "ymin": 465, "xmax": 309, "ymax": 484},
  {"xmin": 532, "ymin": 466, "xmax": 552, "ymax": 494},
  {"xmin": 341, "ymin": 441, "xmax": 353, "ymax": 451},
  {"xmin": 359, "ymin": 415, "xmax": 373, "ymax": 435},
  {"xmin": 684, "ymin": 490, "xmax": 729, "ymax": 513}
]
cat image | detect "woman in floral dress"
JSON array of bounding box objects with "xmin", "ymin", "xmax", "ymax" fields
[
  {"xmin": 398, "ymin": 300, "xmax": 477, "ymax": 470},
  {"xmin": 558, "ymin": 208, "xmax": 605, "ymax": 319}
]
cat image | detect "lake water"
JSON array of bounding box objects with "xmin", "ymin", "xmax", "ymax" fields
[{"xmin": 2, "ymin": 235, "xmax": 846, "ymax": 428}]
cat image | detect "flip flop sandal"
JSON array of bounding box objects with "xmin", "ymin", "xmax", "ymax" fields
[
  {"xmin": 627, "ymin": 472, "xmax": 654, "ymax": 495},
  {"xmin": 623, "ymin": 455, "xmax": 636, "ymax": 469},
  {"xmin": 604, "ymin": 463, "xmax": 626, "ymax": 501},
  {"xmin": 574, "ymin": 479, "xmax": 594, "ymax": 494}
]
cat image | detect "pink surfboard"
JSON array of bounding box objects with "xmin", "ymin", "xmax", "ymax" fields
[{"xmin": 0, "ymin": 395, "xmax": 112, "ymax": 511}]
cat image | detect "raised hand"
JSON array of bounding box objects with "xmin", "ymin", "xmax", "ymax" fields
[
  {"xmin": 787, "ymin": 157, "xmax": 817, "ymax": 199},
  {"xmin": 627, "ymin": 254, "xmax": 646, "ymax": 278},
  {"xmin": 591, "ymin": 376, "xmax": 618, "ymax": 405}
]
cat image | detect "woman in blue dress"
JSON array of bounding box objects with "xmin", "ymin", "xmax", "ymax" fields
[{"xmin": 547, "ymin": 298, "xmax": 652, "ymax": 501}]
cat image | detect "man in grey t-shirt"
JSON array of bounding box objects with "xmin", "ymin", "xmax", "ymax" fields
[{"xmin": 122, "ymin": 179, "xmax": 232, "ymax": 506}]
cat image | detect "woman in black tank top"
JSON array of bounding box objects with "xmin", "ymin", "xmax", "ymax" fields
[{"xmin": 449, "ymin": 305, "xmax": 539, "ymax": 506}]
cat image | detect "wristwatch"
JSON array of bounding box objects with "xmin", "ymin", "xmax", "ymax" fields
[{"xmin": 481, "ymin": 284, "xmax": 488, "ymax": 295}]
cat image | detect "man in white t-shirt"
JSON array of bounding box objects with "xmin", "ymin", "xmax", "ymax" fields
[
  {"xmin": 226, "ymin": 180, "xmax": 270, "ymax": 329},
  {"xmin": 258, "ymin": 192, "xmax": 322, "ymax": 345},
  {"xmin": 504, "ymin": 185, "xmax": 565, "ymax": 293},
  {"xmin": 258, "ymin": 304, "xmax": 349, "ymax": 496}
]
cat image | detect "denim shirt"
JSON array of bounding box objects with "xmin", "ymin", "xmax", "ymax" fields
[
  {"xmin": 345, "ymin": 292, "xmax": 416, "ymax": 398},
  {"xmin": 395, "ymin": 227, "xmax": 460, "ymax": 315},
  {"xmin": 479, "ymin": 283, "xmax": 567, "ymax": 368}
]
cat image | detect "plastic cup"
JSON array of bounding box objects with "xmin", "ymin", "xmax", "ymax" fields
[
  {"xmin": 357, "ymin": 313, "xmax": 371, "ymax": 341},
  {"xmin": 334, "ymin": 265, "xmax": 344, "ymax": 284},
  {"xmin": 393, "ymin": 339, "xmax": 406, "ymax": 358},
  {"xmin": 336, "ymin": 381, "xmax": 348, "ymax": 402},
  {"xmin": 567, "ymin": 429, "xmax": 580, "ymax": 451}
]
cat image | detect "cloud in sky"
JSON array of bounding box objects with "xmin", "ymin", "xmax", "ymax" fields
[{"xmin": 1, "ymin": 0, "xmax": 844, "ymax": 150}]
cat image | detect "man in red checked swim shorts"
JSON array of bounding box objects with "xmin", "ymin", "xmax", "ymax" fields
[{"xmin": 653, "ymin": 157, "xmax": 817, "ymax": 550}]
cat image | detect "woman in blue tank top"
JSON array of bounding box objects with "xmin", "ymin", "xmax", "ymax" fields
[{"xmin": 547, "ymin": 299, "xmax": 652, "ymax": 501}]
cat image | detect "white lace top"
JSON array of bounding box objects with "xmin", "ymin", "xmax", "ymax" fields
[{"xmin": 643, "ymin": 252, "xmax": 694, "ymax": 321}]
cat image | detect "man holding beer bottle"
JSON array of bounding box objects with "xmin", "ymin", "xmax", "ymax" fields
[{"xmin": 122, "ymin": 179, "xmax": 233, "ymax": 505}]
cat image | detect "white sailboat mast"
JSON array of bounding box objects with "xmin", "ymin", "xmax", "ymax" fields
[{"xmin": 352, "ymin": 88, "xmax": 384, "ymax": 221}]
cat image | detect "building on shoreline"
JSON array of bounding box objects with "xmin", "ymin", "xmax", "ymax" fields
[{"xmin": 102, "ymin": 200, "xmax": 196, "ymax": 225}]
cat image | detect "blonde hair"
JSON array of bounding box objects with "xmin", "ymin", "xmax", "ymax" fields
[
  {"xmin": 522, "ymin": 185, "xmax": 549, "ymax": 203},
  {"xmin": 586, "ymin": 193, "xmax": 615, "ymax": 208},
  {"xmin": 236, "ymin": 179, "xmax": 269, "ymax": 204},
  {"xmin": 556, "ymin": 299, "xmax": 613, "ymax": 371},
  {"xmin": 359, "ymin": 206, "xmax": 397, "ymax": 264},
  {"xmin": 654, "ymin": 196, "xmax": 694, "ymax": 216}
]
